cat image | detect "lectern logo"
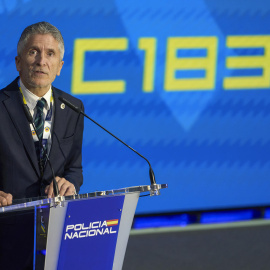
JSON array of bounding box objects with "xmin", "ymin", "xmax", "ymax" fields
[{"xmin": 64, "ymin": 219, "xmax": 119, "ymax": 240}]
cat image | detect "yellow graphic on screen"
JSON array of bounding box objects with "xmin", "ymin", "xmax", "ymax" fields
[
  {"xmin": 164, "ymin": 37, "xmax": 217, "ymax": 91},
  {"xmin": 72, "ymin": 38, "xmax": 128, "ymax": 94},
  {"xmin": 138, "ymin": 38, "xmax": 157, "ymax": 92},
  {"xmin": 224, "ymin": 35, "xmax": 270, "ymax": 89}
]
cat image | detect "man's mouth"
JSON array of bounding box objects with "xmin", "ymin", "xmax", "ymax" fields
[{"xmin": 34, "ymin": 70, "xmax": 47, "ymax": 75}]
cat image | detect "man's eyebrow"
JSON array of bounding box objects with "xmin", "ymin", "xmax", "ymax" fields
[
  {"xmin": 27, "ymin": 46, "xmax": 56, "ymax": 52},
  {"xmin": 28, "ymin": 45, "xmax": 39, "ymax": 51},
  {"xmin": 47, "ymin": 48, "xmax": 56, "ymax": 53}
]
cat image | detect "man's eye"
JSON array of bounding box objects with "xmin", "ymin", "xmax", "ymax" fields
[
  {"xmin": 29, "ymin": 50, "xmax": 37, "ymax": 55},
  {"xmin": 48, "ymin": 52, "xmax": 54, "ymax": 56}
]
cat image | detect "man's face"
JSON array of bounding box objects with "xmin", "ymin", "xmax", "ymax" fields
[{"xmin": 15, "ymin": 34, "xmax": 64, "ymax": 96}]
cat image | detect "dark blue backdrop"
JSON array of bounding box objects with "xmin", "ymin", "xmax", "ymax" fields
[{"xmin": 1, "ymin": 0, "xmax": 270, "ymax": 214}]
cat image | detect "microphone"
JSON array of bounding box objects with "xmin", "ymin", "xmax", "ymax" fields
[
  {"xmin": 58, "ymin": 96, "xmax": 158, "ymax": 191},
  {"xmin": 23, "ymin": 104, "xmax": 59, "ymax": 198}
]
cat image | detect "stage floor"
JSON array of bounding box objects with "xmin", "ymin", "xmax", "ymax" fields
[{"xmin": 123, "ymin": 219, "xmax": 270, "ymax": 270}]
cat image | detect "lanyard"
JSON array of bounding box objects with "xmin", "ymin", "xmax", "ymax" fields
[{"xmin": 17, "ymin": 79, "xmax": 53, "ymax": 142}]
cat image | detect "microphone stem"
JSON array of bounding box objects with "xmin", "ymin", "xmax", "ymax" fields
[
  {"xmin": 58, "ymin": 96, "xmax": 157, "ymax": 186},
  {"xmin": 80, "ymin": 111, "xmax": 157, "ymax": 185}
]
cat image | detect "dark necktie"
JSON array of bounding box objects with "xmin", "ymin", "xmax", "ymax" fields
[
  {"xmin": 34, "ymin": 98, "xmax": 46, "ymax": 140},
  {"xmin": 34, "ymin": 98, "xmax": 46, "ymax": 174}
]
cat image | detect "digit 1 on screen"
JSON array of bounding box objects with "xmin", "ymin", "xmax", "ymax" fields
[{"xmin": 138, "ymin": 38, "xmax": 157, "ymax": 92}]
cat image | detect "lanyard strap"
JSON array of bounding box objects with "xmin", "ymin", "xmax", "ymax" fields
[{"xmin": 17, "ymin": 79, "xmax": 53, "ymax": 142}]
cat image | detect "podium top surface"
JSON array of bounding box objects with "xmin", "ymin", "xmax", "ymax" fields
[{"xmin": 0, "ymin": 184, "xmax": 167, "ymax": 214}]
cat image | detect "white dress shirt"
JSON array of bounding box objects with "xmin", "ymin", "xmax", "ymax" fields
[{"xmin": 20, "ymin": 79, "xmax": 53, "ymax": 154}]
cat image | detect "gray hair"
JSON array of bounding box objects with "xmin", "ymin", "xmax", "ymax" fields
[{"xmin": 17, "ymin": 21, "xmax": 65, "ymax": 60}]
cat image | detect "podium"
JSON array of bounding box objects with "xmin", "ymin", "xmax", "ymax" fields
[{"xmin": 0, "ymin": 184, "xmax": 167, "ymax": 270}]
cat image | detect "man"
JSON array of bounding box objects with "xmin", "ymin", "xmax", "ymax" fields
[{"xmin": 0, "ymin": 22, "xmax": 84, "ymax": 269}]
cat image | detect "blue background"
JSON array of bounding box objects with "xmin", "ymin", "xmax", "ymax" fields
[{"xmin": 0, "ymin": 0, "xmax": 270, "ymax": 214}]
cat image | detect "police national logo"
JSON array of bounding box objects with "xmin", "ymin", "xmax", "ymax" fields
[{"xmin": 64, "ymin": 219, "xmax": 119, "ymax": 240}]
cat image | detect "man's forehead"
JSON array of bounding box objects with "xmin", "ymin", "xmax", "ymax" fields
[{"xmin": 25, "ymin": 34, "xmax": 59, "ymax": 48}]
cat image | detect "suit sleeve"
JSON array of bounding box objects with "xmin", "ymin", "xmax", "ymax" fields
[{"xmin": 62, "ymin": 101, "xmax": 84, "ymax": 193}]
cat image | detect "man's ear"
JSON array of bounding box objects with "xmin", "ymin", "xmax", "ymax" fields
[
  {"xmin": 57, "ymin": 60, "xmax": 64, "ymax": 76},
  {"xmin": 15, "ymin": 56, "xmax": 21, "ymax": 72}
]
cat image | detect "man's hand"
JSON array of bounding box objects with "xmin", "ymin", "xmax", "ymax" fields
[
  {"xmin": 0, "ymin": 191, "xmax": 13, "ymax": 207},
  {"xmin": 44, "ymin": 176, "xmax": 76, "ymax": 198}
]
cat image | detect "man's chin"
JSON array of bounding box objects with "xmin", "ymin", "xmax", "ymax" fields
[
  {"xmin": 26, "ymin": 80, "xmax": 51, "ymax": 94},
  {"xmin": 29, "ymin": 79, "xmax": 50, "ymax": 88}
]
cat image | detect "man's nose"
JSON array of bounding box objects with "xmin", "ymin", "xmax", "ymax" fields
[{"xmin": 36, "ymin": 52, "xmax": 46, "ymax": 65}]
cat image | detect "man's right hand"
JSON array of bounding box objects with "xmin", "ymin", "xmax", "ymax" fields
[{"xmin": 0, "ymin": 191, "xmax": 12, "ymax": 207}]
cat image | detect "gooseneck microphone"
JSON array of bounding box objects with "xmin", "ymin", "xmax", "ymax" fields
[
  {"xmin": 58, "ymin": 96, "xmax": 157, "ymax": 186},
  {"xmin": 23, "ymin": 104, "xmax": 59, "ymax": 197}
]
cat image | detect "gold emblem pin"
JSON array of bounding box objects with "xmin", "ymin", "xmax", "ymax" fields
[{"xmin": 61, "ymin": 103, "xmax": 65, "ymax": 109}]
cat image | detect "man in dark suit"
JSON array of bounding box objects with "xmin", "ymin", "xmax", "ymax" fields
[{"xmin": 0, "ymin": 22, "xmax": 84, "ymax": 269}]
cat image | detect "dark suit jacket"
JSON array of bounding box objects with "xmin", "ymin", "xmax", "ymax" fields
[
  {"xmin": 0, "ymin": 77, "xmax": 84, "ymax": 199},
  {"xmin": 0, "ymin": 78, "xmax": 84, "ymax": 269}
]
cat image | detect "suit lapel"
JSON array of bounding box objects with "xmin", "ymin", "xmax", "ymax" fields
[
  {"xmin": 51, "ymin": 89, "xmax": 67, "ymax": 141},
  {"xmin": 3, "ymin": 81, "xmax": 40, "ymax": 177}
]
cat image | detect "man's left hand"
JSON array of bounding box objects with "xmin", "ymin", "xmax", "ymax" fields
[{"xmin": 45, "ymin": 176, "xmax": 76, "ymax": 198}]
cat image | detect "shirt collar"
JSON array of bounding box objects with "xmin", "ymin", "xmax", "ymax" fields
[{"xmin": 19, "ymin": 78, "xmax": 52, "ymax": 111}]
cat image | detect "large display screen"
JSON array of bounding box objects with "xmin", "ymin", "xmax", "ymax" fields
[{"xmin": 1, "ymin": 0, "xmax": 270, "ymax": 214}]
